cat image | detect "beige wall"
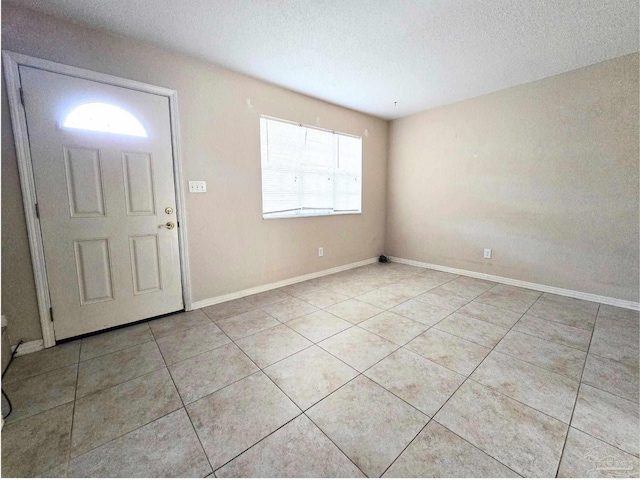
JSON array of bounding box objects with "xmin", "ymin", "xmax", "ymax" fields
[
  {"xmin": 1, "ymin": 5, "xmax": 388, "ymax": 344},
  {"xmin": 387, "ymin": 53, "xmax": 639, "ymax": 302}
]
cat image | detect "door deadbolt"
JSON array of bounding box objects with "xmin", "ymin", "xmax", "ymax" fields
[
  {"xmin": 159, "ymin": 221, "xmax": 175, "ymax": 230},
  {"xmin": 165, "ymin": 207, "xmax": 174, "ymax": 215}
]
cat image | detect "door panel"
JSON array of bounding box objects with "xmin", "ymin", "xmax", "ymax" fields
[
  {"xmin": 20, "ymin": 66, "xmax": 184, "ymax": 339},
  {"xmin": 63, "ymin": 146, "xmax": 106, "ymax": 217},
  {"xmin": 74, "ymin": 239, "xmax": 114, "ymax": 305},
  {"xmin": 123, "ymin": 152, "xmax": 156, "ymax": 216},
  {"xmin": 130, "ymin": 235, "xmax": 163, "ymax": 295}
]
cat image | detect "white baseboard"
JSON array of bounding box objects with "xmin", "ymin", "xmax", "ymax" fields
[
  {"xmin": 390, "ymin": 256, "xmax": 640, "ymax": 311},
  {"xmin": 11, "ymin": 339, "xmax": 45, "ymax": 357},
  {"xmin": 191, "ymin": 257, "xmax": 379, "ymax": 310}
]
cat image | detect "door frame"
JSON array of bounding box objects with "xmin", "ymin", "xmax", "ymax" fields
[{"xmin": 2, "ymin": 50, "xmax": 193, "ymax": 348}]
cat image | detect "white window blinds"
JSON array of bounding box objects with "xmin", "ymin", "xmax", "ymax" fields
[{"xmin": 260, "ymin": 116, "xmax": 362, "ymax": 219}]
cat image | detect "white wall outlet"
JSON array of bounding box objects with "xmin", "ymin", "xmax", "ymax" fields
[
  {"xmin": 188, "ymin": 181, "xmax": 207, "ymax": 193},
  {"xmin": 318, "ymin": 247, "xmax": 324, "ymax": 257},
  {"xmin": 484, "ymin": 248, "xmax": 492, "ymax": 259}
]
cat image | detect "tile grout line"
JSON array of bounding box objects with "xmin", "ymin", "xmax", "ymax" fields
[
  {"xmin": 567, "ymin": 424, "xmax": 640, "ymax": 459},
  {"xmin": 202, "ymin": 305, "xmax": 343, "ymax": 381},
  {"xmin": 150, "ymin": 320, "xmax": 215, "ymax": 477},
  {"xmin": 233, "ymin": 335, "xmax": 313, "ymax": 371},
  {"xmin": 403, "ymin": 313, "xmax": 588, "ymax": 426},
  {"xmin": 521, "ymin": 310, "xmax": 597, "ymax": 332},
  {"xmin": 301, "ymin": 411, "xmax": 369, "ymax": 477},
  {"xmin": 1, "ymin": 361, "xmax": 79, "ymax": 421},
  {"xmin": 69, "ymin": 352, "xmax": 184, "ymax": 462},
  {"xmin": 376, "ymin": 284, "xmax": 535, "ymax": 476},
  {"xmin": 283, "ymin": 315, "xmax": 353, "ymax": 344},
  {"xmin": 473, "ymin": 291, "xmax": 542, "ymax": 315},
  {"xmin": 206, "ymin": 312, "xmax": 365, "ymax": 476},
  {"xmin": 380, "ymin": 287, "xmax": 542, "ymax": 477},
  {"xmin": 314, "ymin": 326, "xmax": 403, "ymax": 373},
  {"xmin": 368, "ymin": 275, "xmax": 495, "ymax": 333},
  {"xmin": 251, "ymin": 340, "xmax": 368, "ymax": 476},
  {"xmin": 182, "ymin": 405, "xmax": 222, "ymax": 476},
  {"xmin": 67, "ymin": 325, "xmax": 198, "ymax": 470},
  {"xmin": 586, "ymin": 341, "xmax": 639, "ymax": 364},
  {"xmin": 415, "ymin": 304, "xmax": 587, "ymax": 424},
  {"xmin": 45, "ymin": 342, "xmax": 168, "ymax": 469},
  {"xmin": 61, "ymin": 343, "xmax": 82, "ymax": 476},
  {"xmin": 476, "ymin": 344, "xmax": 587, "ymax": 382},
  {"xmin": 272, "ymin": 354, "xmax": 427, "ymax": 477},
  {"xmin": 381, "ymin": 416, "xmax": 522, "ymax": 478},
  {"xmin": 1, "ymin": 355, "xmax": 80, "ymax": 387},
  {"xmin": 388, "ymin": 293, "xmax": 506, "ymax": 378},
  {"xmin": 75, "ymin": 362, "xmax": 168, "ymax": 401},
  {"xmin": 439, "ymin": 418, "xmax": 525, "ymax": 476},
  {"xmin": 506, "ymin": 324, "xmax": 593, "ymax": 352},
  {"xmin": 76, "ymin": 322, "xmax": 155, "ymax": 364},
  {"xmin": 417, "ymin": 292, "xmax": 548, "ymax": 470},
  {"xmin": 67, "ymin": 404, "xmax": 186, "ymax": 463},
  {"xmin": 481, "ymin": 338, "xmax": 587, "ymax": 382},
  {"xmin": 180, "ymin": 324, "xmax": 267, "ymax": 408},
  {"xmin": 209, "ymin": 412, "xmax": 306, "ymax": 475},
  {"xmin": 554, "ymin": 302, "xmax": 601, "ymax": 477},
  {"xmin": 67, "ymin": 320, "xmax": 221, "ymax": 473},
  {"xmin": 431, "ymin": 291, "xmax": 598, "ymax": 382},
  {"xmin": 247, "ymin": 309, "xmax": 367, "ymax": 475},
  {"xmin": 428, "ymin": 323, "xmax": 505, "ymax": 349},
  {"xmin": 578, "ymin": 378, "xmax": 640, "ymax": 406}
]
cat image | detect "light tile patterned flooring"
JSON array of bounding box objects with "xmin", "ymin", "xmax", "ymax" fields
[{"xmin": 2, "ymin": 262, "xmax": 639, "ymax": 477}]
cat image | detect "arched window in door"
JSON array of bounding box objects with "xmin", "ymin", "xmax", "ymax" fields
[{"xmin": 62, "ymin": 102, "xmax": 147, "ymax": 137}]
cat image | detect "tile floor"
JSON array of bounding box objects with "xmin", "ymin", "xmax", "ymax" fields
[{"xmin": 1, "ymin": 262, "xmax": 639, "ymax": 477}]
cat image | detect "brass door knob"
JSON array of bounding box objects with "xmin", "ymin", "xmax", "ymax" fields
[{"xmin": 159, "ymin": 221, "xmax": 175, "ymax": 230}]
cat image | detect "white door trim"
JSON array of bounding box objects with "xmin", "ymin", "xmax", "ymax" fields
[{"xmin": 2, "ymin": 50, "xmax": 193, "ymax": 348}]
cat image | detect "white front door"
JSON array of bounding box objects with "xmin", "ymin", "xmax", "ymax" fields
[{"xmin": 20, "ymin": 66, "xmax": 184, "ymax": 340}]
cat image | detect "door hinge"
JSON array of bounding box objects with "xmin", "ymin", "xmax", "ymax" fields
[
  {"xmin": 35, "ymin": 203, "xmax": 40, "ymax": 219},
  {"xmin": 19, "ymin": 87, "xmax": 25, "ymax": 107},
  {"xmin": 49, "ymin": 307, "xmax": 54, "ymax": 322}
]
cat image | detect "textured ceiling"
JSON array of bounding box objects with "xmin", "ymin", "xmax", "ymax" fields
[{"xmin": 6, "ymin": 0, "xmax": 639, "ymax": 119}]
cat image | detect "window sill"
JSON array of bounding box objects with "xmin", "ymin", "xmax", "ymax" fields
[{"xmin": 263, "ymin": 210, "xmax": 361, "ymax": 220}]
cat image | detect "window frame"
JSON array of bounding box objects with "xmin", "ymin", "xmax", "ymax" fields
[{"xmin": 259, "ymin": 115, "xmax": 363, "ymax": 220}]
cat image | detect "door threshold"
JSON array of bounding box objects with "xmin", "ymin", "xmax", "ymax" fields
[{"xmin": 58, "ymin": 309, "xmax": 185, "ymax": 344}]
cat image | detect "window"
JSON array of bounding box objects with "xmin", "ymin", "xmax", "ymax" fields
[
  {"xmin": 260, "ymin": 116, "xmax": 362, "ymax": 219},
  {"xmin": 62, "ymin": 102, "xmax": 147, "ymax": 137}
]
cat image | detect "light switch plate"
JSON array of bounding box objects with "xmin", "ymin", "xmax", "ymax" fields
[{"xmin": 189, "ymin": 181, "xmax": 207, "ymax": 193}]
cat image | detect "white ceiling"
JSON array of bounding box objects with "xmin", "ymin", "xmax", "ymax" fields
[{"xmin": 7, "ymin": 0, "xmax": 639, "ymax": 119}]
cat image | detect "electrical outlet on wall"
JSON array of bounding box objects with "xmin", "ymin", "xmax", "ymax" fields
[
  {"xmin": 188, "ymin": 181, "xmax": 207, "ymax": 193},
  {"xmin": 484, "ymin": 248, "xmax": 492, "ymax": 259},
  {"xmin": 318, "ymin": 247, "xmax": 324, "ymax": 257}
]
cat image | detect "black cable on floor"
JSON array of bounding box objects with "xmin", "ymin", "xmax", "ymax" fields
[{"xmin": 2, "ymin": 339, "xmax": 24, "ymax": 420}]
